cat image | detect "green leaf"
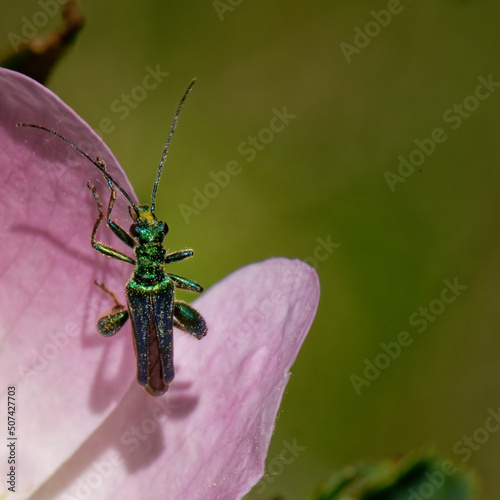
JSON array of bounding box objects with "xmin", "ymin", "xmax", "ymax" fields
[{"xmin": 304, "ymin": 451, "xmax": 477, "ymax": 500}]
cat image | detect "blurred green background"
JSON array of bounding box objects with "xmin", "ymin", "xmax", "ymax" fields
[{"xmin": 2, "ymin": 1, "xmax": 500, "ymax": 498}]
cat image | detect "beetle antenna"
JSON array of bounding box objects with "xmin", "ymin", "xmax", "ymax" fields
[
  {"xmin": 17, "ymin": 123, "xmax": 139, "ymax": 214},
  {"xmin": 151, "ymin": 79, "xmax": 196, "ymax": 215}
]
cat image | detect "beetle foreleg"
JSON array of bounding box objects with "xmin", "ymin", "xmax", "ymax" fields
[{"xmin": 87, "ymin": 182, "xmax": 135, "ymax": 264}]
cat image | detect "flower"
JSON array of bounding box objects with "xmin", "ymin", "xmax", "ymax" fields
[{"xmin": 0, "ymin": 68, "xmax": 320, "ymax": 499}]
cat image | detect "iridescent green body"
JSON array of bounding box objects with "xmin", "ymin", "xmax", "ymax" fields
[
  {"xmin": 89, "ymin": 189, "xmax": 206, "ymax": 396},
  {"xmin": 19, "ymin": 80, "xmax": 207, "ymax": 396}
]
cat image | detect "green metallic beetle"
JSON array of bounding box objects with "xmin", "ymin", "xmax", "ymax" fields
[{"xmin": 19, "ymin": 80, "xmax": 207, "ymax": 396}]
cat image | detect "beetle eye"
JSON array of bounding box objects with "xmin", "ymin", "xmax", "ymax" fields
[
  {"xmin": 130, "ymin": 224, "xmax": 140, "ymax": 237},
  {"xmin": 163, "ymin": 223, "xmax": 169, "ymax": 235}
]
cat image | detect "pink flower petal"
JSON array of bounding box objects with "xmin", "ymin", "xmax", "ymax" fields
[
  {"xmin": 0, "ymin": 68, "xmax": 320, "ymax": 499},
  {"xmin": 0, "ymin": 67, "xmax": 138, "ymax": 496}
]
